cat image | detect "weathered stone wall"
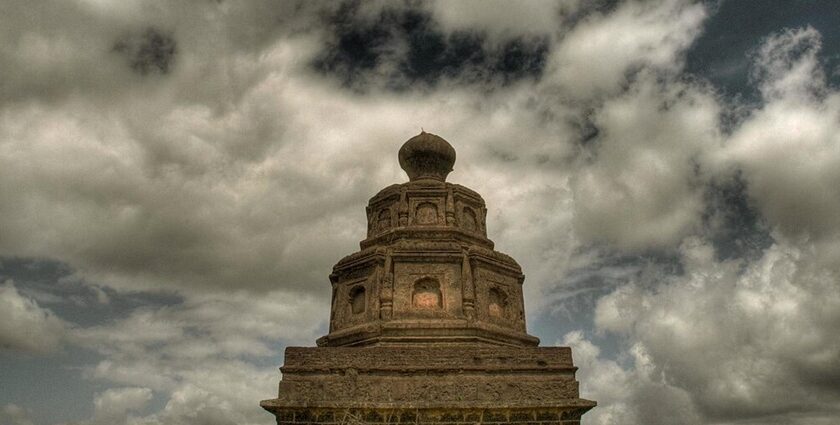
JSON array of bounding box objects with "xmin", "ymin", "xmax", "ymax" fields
[{"xmin": 265, "ymin": 346, "xmax": 587, "ymax": 411}]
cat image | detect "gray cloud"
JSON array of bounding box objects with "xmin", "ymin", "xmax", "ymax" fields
[
  {"xmin": 570, "ymin": 73, "xmax": 719, "ymax": 251},
  {"xmin": 1, "ymin": 404, "xmax": 37, "ymax": 425},
  {"xmin": 62, "ymin": 289, "xmax": 324, "ymax": 425},
  {"xmin": 429, "ymin": 0, "xmax": 576, "ymax": 37},
  {"xmin": 113, "ymin": 28, "xmax": 177, "ymax": 76},
  {"xmin": 91, "ymin": 387, "xmax": 153, "ymax": 424},
  {"xmin": 0, "ymin": 281, "xmax": 66, "ymax": 353},
  {"xmin": 588, "ymin": 237, "xmax": 840, "ymax": 423}
]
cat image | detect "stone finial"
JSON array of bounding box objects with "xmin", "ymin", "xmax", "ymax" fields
[{"xmin": 398, "ymin": 131, "xmax": 456, "ymax": 181}]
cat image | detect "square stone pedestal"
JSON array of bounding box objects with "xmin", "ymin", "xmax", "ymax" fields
[{"xmin": 261, "ymin": 346, "xmax": 596, "ymax": 425}]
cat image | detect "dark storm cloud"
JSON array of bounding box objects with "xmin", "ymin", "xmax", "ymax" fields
[
  {"xmin": 0, "ymin": 258, "xmax": 182, "ymax": 327},
  {"xmin": 113, "ymin": 28, "xmax": 177, "ymax": 75},
  {"xmin": 313, "ymin": 2, "xmax": 549, "ymax": 89},
  {"xmin": 701, "ymin": 172, "xmax": 773, "ymax": 261}
]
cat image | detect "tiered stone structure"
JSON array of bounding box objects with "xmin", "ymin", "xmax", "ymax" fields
[{"xmin": 262, "ymin": 132, "xmax": 595, "ymax": 425}]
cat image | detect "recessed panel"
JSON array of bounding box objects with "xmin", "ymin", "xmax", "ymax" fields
[
  {"xmin": 393, "ymin": 262, "xmax": 461, "ymax": 318},
  {"xmin": 475, "ymin": 267, "xmax": 524, "ymax": 330}
]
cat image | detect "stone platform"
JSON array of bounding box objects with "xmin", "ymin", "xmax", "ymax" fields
[{"xmin": 260, "ymin": 346, "xmax": 595, "ymax": 425}]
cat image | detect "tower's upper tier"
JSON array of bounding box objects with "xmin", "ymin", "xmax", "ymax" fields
[
  {"xmin": 364, "ymin": 131, "xmax": 489, "ymax": 248},
  {"xmin": 318, "ymin": 132, "xmax": 538, "ymax": 348}
]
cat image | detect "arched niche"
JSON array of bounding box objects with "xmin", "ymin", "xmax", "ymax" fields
[
  {"xmin": 488, "ymin": 287, "xmax": 508, "ymax": 318},
  {"xmin": 412, "ymin": 277, "xmax": 442, "ymax": 309},
  {"xmin": 349, "ymin": 285, "xmax": 366, "ymax": 315},
  {"xmin": 377, "ymin": 208, "xmax": 392, "ymax": 231},
  {"xmin": 462, "ymin": 207, "xmax": 477, "ymax": 231},
  {"xmin": 415, "ymin": 202, "xmax": 438, "ymax": 225}
]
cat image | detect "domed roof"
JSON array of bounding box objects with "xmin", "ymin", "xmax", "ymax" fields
[{"xmin": 398, "ymin": 131, "xmax": 456, "ymax": 181}]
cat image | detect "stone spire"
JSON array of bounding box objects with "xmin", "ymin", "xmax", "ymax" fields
[{"xmin": 262, "ymin": 132, "xmax": 596, "ymax": 425}]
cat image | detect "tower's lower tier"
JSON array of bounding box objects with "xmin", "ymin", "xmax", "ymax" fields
[{"xmin": 260, "ymin": 346, "xmax": 596, "ymax": 425}]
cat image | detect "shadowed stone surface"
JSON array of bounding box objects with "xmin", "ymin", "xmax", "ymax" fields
[{"xmin": 262, "ymin": 133, "xmax": 595, "ymax": 424}]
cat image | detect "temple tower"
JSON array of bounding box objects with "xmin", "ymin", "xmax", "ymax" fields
[{"xmin": 262, "ymin": 132, "xmax": 595, "ymax": 425}]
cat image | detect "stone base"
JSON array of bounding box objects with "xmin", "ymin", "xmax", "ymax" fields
[
  {"xmin": 262, "ymin": 407, "xmax": 594, "ymax": 425},
  {"xmin": 261, "ymin": 346, "xmax": 595, "ymax": 425}
]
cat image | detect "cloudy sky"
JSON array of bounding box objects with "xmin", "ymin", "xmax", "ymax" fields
[{"xmin": 2, "ymin": 1, "xmax": 840, "ymax": 424}]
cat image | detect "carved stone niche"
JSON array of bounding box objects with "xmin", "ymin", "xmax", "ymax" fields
[
  {"xmin": 450, "ymin": 186, "xmax": 487, "ymax": 236},
  {"xmin": 460, "ymin": 205, "xmax": 479, "ymax": 232},
  {"xmin": 376, "ymin": 208, "xmax": 392, "ymax": 233},
  {"xmin": 393, "ymin": 262, "xmax": 460, "ymax": 319},
  {"xmin": 334, "ymin": 279, "xmax": 369, "ymax": 330},
  {"xmin": 329, "ymin": 262, "xmax": 378, "ymax": 332},
  {"xmin": 488, "ymin": 287, "xmax": 508, "ymax": 319},
  {"xmin": 475, "ymin": 267, "xmax": 525, "ymax": 332},
  {"xmin": 349, "ymin": 285, "xmax": 367, "ymax": 315},
  {"xmin": 409, "ymin": 198, "xmax": 444, "ymax": 226},
  {"xmin": 412, "ymin": 277, "xmax": 442, "ymax": 309},
  {"xmin": 366, "ymin": 198, "xmax": 399, "ymax": 238}
]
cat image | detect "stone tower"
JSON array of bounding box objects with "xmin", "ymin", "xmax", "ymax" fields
[{"xmin": 261, "ymin": 132, "xmax": 595, "ymax": 424}]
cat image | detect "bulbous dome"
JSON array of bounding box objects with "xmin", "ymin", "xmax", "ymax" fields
[{"xmin": 398, "ymin": 131, "xmax": 456, "ymax": 181}]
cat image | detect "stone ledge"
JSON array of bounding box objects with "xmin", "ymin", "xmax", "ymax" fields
[
  {"xmin": 282, "ymin": 346, "xmax": 573, "ymax": 371},
  {"xmin": 317, "ymin": 322, "xmax": 540, "ymax": 348},
  {"xmin": 258, "ymin": 406, "xmax": 596, "ymax": 425}
]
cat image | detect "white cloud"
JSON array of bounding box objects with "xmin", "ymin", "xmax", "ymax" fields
[
  {"xmin": 570, "ymin": 74, "xmax": 721, "ymax": 250},
  {"xmin": 722, "ymin": 27, "xmax": 840, "ymax": 266},
  {"xmin": 547, "ymin": 0, "xmax": 707, "ymax": 99},
  {"xmin": 562, "ymin": 331, "xmax": 703, "ymax": 425},
  {"xmin": 1, "ymin": 404, "xmax": 36, "ymax": 425},
  {"xmin": 66, "ymin": 289, "xmax": 323, "ymax": 424},
  {"xmin": 591, "ymin": 237, "xmax": 840, "ymax": 423},
  {"xmin": 0, "ymin": 280, "xmax": 65, "ymax": 353},
  {"xmin": 73, "ymin": 289, "xmax": 324, "ymax": 366},
  {"xmin": 92, "ymin": 387, "xmax": 153, "ymax": 424},
  {"xmin": 751, "ymin": 26, "xmax": 826, "ymax": 101}
]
